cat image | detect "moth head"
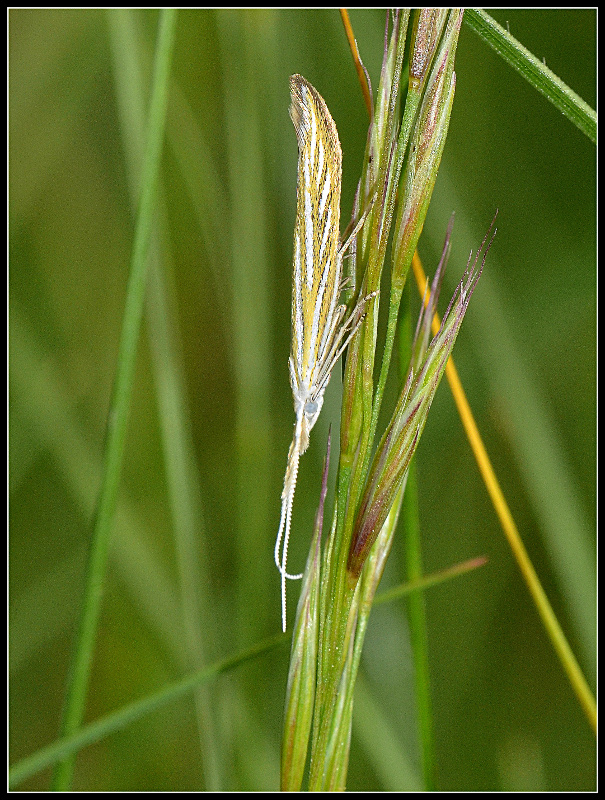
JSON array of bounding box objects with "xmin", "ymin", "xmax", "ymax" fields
[
  {"xmin": 293, "ymin": 392, "xmax": 324, "ymax": 455},
  {"xmin": 303, "ymin": 396, "xmax": 323, "ymax": 428}
]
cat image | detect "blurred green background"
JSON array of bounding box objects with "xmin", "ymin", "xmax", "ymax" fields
[{"xmin": 9, "ymin": 9, "xmax": 595, "ymax": 791}]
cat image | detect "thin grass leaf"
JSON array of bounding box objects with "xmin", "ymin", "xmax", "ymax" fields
[
  {"xmin": 9, "ymin": 632, "xmax": 285, "ymax": 790},
  {"xmin": 464, "ymin": 9, "xmax": 596, "ymax": 143},
  {"xmin": 217, "ymin": 9, "xmax": 275, "ymax": 645},
  {"xmin": 109, "ymin": 9, "xmax": 221, "ymax": 788},
  {"xmin": 394, "ymin": 280, "xmax": 435, "ymax": 790},
  {"xmin": 9, "ymin": 541, "xmax": 491, "ymax": 792},
  {"xmin": 401, "ymin": 460, "xmax": 435, "ymax": 789},
  {"xmin": 50, "ymin": 10, "xmax": 178, "ymax": 789}
]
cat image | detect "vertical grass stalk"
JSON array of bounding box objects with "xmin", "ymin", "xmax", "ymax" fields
[
  {"xmin": 280, "ymin": 10, "xmax": 471, "ymax": 790},
  {"xmin": 50, "ymin": 9, "xmax": 177, "ymax": 790}
]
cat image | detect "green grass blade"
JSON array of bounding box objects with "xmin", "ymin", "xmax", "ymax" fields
[
  {"xmin": 108, "ymin": 9, "xmax": 221, "ymax": 788},
  {"xmin": 8, "ymin": 309, "xmax": 186, "ymax": 662},
  {"xmin": 401, "ymin": 459, "xmax": 435, "ymax": 789},
  {"xmin": 9, "ymin": 537, "xmax": 487, "ymax": 791},
  {"xmin": 396, "ymin": 285, "xmax": 435, "ymax": 789},
  {"xmin": 50, "ymin": 10, "xmax": 178, "ymax": 789},
  {"xmin": 216, "ymin": 10, "xmax": 275, "ymax": 645},
  {"xmin": 10, "ymin": 633, "xmax": 285, "ymax": 790},
  {"xmin": 464, "ymin": 9, "xmax": 596, "ymax": 143}
]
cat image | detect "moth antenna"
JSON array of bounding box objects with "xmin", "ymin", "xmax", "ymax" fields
[{"xmin": 275, "ymin": 416, "xmax": 305, "ymax": 631}]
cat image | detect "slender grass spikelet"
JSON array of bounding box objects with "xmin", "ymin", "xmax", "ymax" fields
[{"xmin": 348, "ymin": 216, "xmax": 496, "ymax": 578}]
